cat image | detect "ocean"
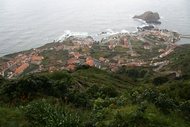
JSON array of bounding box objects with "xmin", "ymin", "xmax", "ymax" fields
[{"xmin": 0, "ymin": 0, "xmax": 190, "ymax": 56}]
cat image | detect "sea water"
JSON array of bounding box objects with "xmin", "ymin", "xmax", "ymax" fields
[{"xmin": 0, "ymin": 0, "xmax": 190, "ymax": 56}]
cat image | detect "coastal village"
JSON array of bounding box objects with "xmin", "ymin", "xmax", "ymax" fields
[{"xmin": 0, "ymin": 28, "xmax": 180, "ymax": 79}]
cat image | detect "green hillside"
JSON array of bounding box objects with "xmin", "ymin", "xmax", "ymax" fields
[
  {"xmin": 0, "ymin": 64, "xmax": 190, "ymax": 127},
  {"xmin": 162, "ymin": 44, "xmax": 190, "ymax": 76}
]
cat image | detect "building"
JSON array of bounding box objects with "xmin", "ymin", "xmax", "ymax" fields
[
  {"xmin": 31, "ymin": 56, "xmax": 43, "ymax": 65},
  {"xmin": 66, "ymin": 65, "xmax": 75, "ymax": 70},
  {"xmin": 99, "ymin": 57, "xmax": 106, "ymax": 62},
  {"xmin": 15, "ymin": 63, "xmax": 29, "ymax": 76}
]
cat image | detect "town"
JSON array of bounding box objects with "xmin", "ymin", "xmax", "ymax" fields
[{"xmin": 0, "ymin": 28, "xmax": 180, "ymax": 79}]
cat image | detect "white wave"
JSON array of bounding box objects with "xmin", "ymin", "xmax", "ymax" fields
[
  {"xmin": 97, "ymin": 29, "xmax": 119, "ymax": 36},
  {"xmin": 129, "ymin": 15, "xmax": 134, "ymax": 19},
  {"xmin": 121, "ymin": 29, "xmax": 129, "ymax": 34},
  {"xmin": 138, "ymin": 24, "xmax": 149, "ymax": 28},
  {"xmin": 55, "ymin": 28, "xmax": 135, "ymax": 42},
  {"xmin": 44, "ymin": 38, "xmax": 49, "ymax": 41},
  {"xmin": 105, "ymin": 29, "xmax": 118, "ymax": 35},
  {"xmin": 55, "ymin": 30, "xmax": 89, "ymax": 42},
  {"xmin": 132, "ymin": 28, "xmax": 139, "ymax": 33},
  {"xmin": 133, "ymin": 18, "xmax": 147, "ymax": 24},
  {"xmin": 138, "ymin": 23, "xmax": 156, "ymax": 28}
]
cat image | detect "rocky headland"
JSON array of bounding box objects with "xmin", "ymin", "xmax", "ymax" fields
[{"xmin": 134, "ymin": 11, "xmax": 161, "ymax": 24}]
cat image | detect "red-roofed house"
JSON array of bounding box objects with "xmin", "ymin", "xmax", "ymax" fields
[
  {"xmin": 15, "ymin": 63, "xmax": 29, "ymax": 76},
  {"xmin": 17, "ymin": 53, "xmax": 24, "ymax": 57},
  {"xmin": 0, "ymin": 71, "xmax": 4, "ymax": 76},
  {"xmin": 56, "ymin": 60, "xmax": 63, "ymax": 63},
  {"xmin": 50, "ymin": 59, "xmax": 56, "ymax": 64},
  {"xmin": 122, "ymin": 44, "xmax": 128, "ymax": 48},
  {"xmin": 67, "ymin": 58, "xmax": 79, "ymax": 64},
  {"xmin": 118, "ymin": 59, "xmax": 124, "ymax": 64},
  {"xmin": 131, "ymin": 52, "xmax": 137, "ymax": 57},
  {"xmin": 158, "ymin": 49, "xmax": 165, "ymax": 52},
  {"xmin": 31, "ymin": 56, "xmax": 43, "ymax": 65},
  {"xmin": 48, "ymin": 66, "xmax": 57, "ymax": 72},
  {"xmin": 1, "ymin": 63, "xmax": 8, "ymax": 70},
  {"xmin": 111, "ymin": 67, "xmax": 119, "ymax": 72},
  {"xmin": 144, "ymin": 45, "xmax": 151, "ymax": 50},
  {"xmin": 86, "ymin": 60, "xmax": 94, "ymax": 66},
  {"xmin": 7, "ymin": 60, "xmax": 15, "ymax": 67},
  {"xmin": 16, "ymin": 60, "xmax": 23, "ymax": 66},
  {"xmin": 66, "ymin": 65, "xmax": 75, "ymax": 70},
  {"xmin": 99, "ymin": 57, "xmax": 106, "ymax": 61},
  {"xmin": 74, "ymin": 52, "xmax": 83, "ymax": 58},
  {"xmin": 57, "ymin": 44, "xmax": 65, "ymax": 50},
  {"xmin": 86, "ymin": 56, "xmax": 93, "ymax": 62},
  {"xmin": 109, "ymin": 44, "xmax": 115, "ymax": 50},
  {"xmin": 25, "ymin": 56, "xmax": 31, "ymax": 62},
  {"xmin": 124, "ymin": 38, "xmax": 128, "ymax": 43}
]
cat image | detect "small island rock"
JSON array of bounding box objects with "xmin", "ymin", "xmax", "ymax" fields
[{"xmin": 134, "ymin": 11, "xmax": 161, "ymax": 24}]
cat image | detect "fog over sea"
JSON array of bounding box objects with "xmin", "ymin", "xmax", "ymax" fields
[{"xmin": 0, "ymin": 0, "xmax": 190, "ymax": 56}]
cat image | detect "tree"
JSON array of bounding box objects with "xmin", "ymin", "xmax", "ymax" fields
[{"xmin": 153, "ymin": 76, "xmax": 168, "ymax": 86}]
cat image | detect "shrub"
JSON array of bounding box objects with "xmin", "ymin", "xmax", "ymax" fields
[
  {"xmin": 0, "ymin": 75, "xmax": 6, "ymax": 85},
  {"xmin": 0, "ymin": 107, "xmax": 30, "ymax": 127},
  {"xmin": 117, "ymin": 66, "xmax": 149, "ymax": 79},
  {"xmin": 68, "ymin": 85, "xmax": 118, "ymax": 108},
  {"xmin": 24, "ymin": 98, "xmax": 81, "ymax": 127},
  {"xmin": 180, "ymin": 100, "xmax": 190, "ymax": 120},
  {"xmin": 0, "ymin": 75, "xmax": 53, "ymax": 105},
  {"xmin": 153, "ymin": 76, "xmax": 168, "ymax": 86},
  {"xmin": 155, "ymin": 93, "xmax": 176, "ymax": 114},
  {"xmin": 142, "ymin": 89, "xmax": 160, "ymax": 102}
]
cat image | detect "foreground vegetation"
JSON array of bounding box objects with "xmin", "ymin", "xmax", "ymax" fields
[{"xmin": 0, "ymin": 65, "xmax": 190, "ymax": 127}]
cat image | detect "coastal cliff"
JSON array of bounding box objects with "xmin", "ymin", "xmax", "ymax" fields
[{"xmin": 134, "ymin": 11, "xmax": 161, "ymax": 24}]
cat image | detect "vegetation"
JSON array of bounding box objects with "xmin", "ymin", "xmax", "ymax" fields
[
  {"xmin": 0, "ymin": 65, "xmax": 190, "ymax": 127},
  {"xmin": 0, "ymin": 42, "xmax": 189, "ymax": 126},
  {"xmin": 162, "ymin": 44, "xmax": 190, "ymax": 75}
]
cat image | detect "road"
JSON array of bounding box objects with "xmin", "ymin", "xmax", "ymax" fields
[
  {"xmin": 1, "ymin": 56, "xmax": 12, "ymax": 61},
  {"xmin": 138, "ymin": 32, "xmax": 153, "ymax": 52},
  {"xmin": 180, "ymin": 35, "xmax": 190, "ymax": 39},
  {"xmin": 165, "ymin": 31, "xmax": 174, "ymax": 51},
  {"xmin": 128, "ymin": 36, "xmax": 133, "ymax": 55},
  {"xmin": 153, "ymin": 62, "xmax": 167, "ymax": 72}
]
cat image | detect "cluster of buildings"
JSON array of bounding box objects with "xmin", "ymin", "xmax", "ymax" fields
[
  {"xmin": 0, "ymin": 29, "xmax": 180, "ymax": 78},
  {"xmin": 102, "ymin": 34, "xmax": 130, "ymax": 49},
  {"xmin": 0, "ymin": 51, "xmax": 43, "ymax": 78},
  {"xmin": 143, "ymin": 29, "xmax": 171, "ymax": 43}
]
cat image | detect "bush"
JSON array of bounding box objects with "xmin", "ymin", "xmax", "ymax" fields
[
  {"xmin": 142, "ymin": 89, "xmax": 160, "ymax": 102},
  {"xmin": 0, "ymin": 107, "xmax": 29, "ymax": 127},
  {"xmin": 24, "ymin": 98, "xmax": 81, "ymax": 127},
  {"xmin": 117, "ymin": 66, "xmax": 149, "ymax": 79},
  {"xmin": 180, "ymin": 100, "xmax": 190, "ymax": 120},
  {"xmin": 153, "ymin": 76, "xmax": 168, "ymax": 86},
  {"xmin": 155, "ymin": 93, "xmax": 176, "ymax": 114},
  {"xmin": 134, "ymin": 89, "xmax": 177, "ymax": 114},
  {"xmin": 48, "ymin": 71, "xmax": 72, "ymax": 81},
  {"xmin": 68, "ymin": 85, "xmax": 118, "ymax": 108},
  {"xmin": 0, "ymin": 75, "xmax": 53, "ymax": 105},
  {"xmin": 0, "ymin": 75, "xmax": 6, "ymax": 85}
]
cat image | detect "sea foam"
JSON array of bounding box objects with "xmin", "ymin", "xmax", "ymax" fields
[{"xmin": 55, "ymin": 30, "xmax": 89, "ymax": 42}]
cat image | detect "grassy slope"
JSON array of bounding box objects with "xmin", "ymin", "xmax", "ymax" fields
[
  {"xmin": 0, "ymin": 66, "xmax": 190, "ymax": 126},
  {"xmin": 71, "ymin": 66, "xmax": 133, "ymax": 92},
  {"xmin": 0, "ymin": 44, "xmax": 190, "ymax": 126},
  {"xmin": 162, "ymin": 44, "xmax": 190, "ymax": 75}
]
